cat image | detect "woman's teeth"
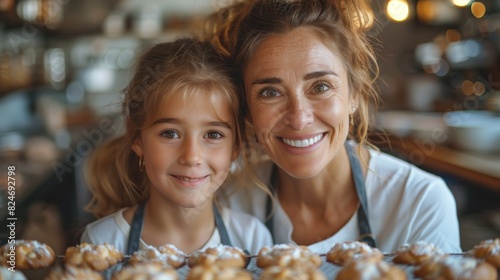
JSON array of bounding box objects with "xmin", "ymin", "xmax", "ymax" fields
[{"xmin": 282, "ymin": 134, "xmax": 322, "ymax": 148}]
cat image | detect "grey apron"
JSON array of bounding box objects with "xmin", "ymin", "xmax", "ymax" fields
[
  {"xmin": 125, "ymin": 203, "xmax": 233, "ymax": 255},
  {"xmin": 265, "ymin": 142, "xmax": 377, "ymax": 247}
]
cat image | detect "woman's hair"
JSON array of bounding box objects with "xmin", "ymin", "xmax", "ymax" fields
[
  {"xmin": 84, "ymin": 38, "xmax": 243, "ymax": 218},
  {"xmin": 205, "ymin": 0, "xmax": 381, "ymax": 153}
]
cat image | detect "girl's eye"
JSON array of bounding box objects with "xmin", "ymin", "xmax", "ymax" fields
[
  {"xmin": 206, "ymin": 131, "xmax": 223, "ymax": 139},
  {"xmin": 259, "ymin": 87, "xmax": 282, "ymax": 98},
  {"xmin": 160, "ymin": 130, "xmax": 179, "ymax": 139},
  {"xmin": 312, "ymin": 82, "xmax": 332, "ymax": 94}
]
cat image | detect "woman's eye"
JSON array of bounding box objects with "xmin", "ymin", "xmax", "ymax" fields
[
  {"xmin": 259, "ymin": 87, "xmax": 281, "ymax": 98},
  {"xmin": 160, "ymin": 130, "xmax": 179, "ymax": 139},
  {"xmin": 206, "ymin": 131, "xmax": 223, "ymax": 139},
  {"xmin": 312, "ymin": 82, "xmax": 332, "ymax": 94}
]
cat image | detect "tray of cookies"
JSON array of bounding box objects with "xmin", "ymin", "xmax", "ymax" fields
[{"xmin": 0, "ymin": 239, "xmax": 499, "ymax": 279}]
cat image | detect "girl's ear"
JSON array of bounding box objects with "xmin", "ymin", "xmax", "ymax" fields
[{"xmin": 131, "ymin": 137, "xmax": 143, "ymax": 157}]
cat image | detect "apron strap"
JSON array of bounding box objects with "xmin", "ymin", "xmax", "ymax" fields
[
  {"xmin": 265, "ymin": 164, "xmax": 278, "ymax": 244},
  {"xmin": 264, "ymin": 142, "xmax": 377, "ymax": 248},
  {"xmin": 126, "ymin": 203, "xmax": 145, "ymax": 256},
  {"xmin": 345, "ymin": 142, "xmax": 377, "ymax": 248},
  {"xmin": 213, "ymin": 204, "xmax": 233, "ymax": 246},
  {"xmin": 126, "ymin": 203, "xmax": 234, "ymax": 256}
]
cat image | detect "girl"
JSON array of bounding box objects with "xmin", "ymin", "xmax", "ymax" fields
[{"xmin": 80, "ymin": 38, "xmax": 272, "ymax": 255}]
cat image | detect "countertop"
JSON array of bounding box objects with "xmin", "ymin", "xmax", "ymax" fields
[{"xmin": 376, "ymin": 135, "xmax": 500, "ymax": 193}]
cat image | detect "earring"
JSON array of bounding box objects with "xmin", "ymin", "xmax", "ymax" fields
[
  {"xmin": 139, "ymin": 156, "xmax": 145, "ymax": 172},
  {"xmin": 350, "ymin": 105, "xmax": 357, "ymax": 127}
]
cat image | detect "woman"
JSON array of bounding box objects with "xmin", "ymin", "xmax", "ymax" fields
[{"xmin": 205, "ymin": 0, "xmax": 461, "ymax": 254}]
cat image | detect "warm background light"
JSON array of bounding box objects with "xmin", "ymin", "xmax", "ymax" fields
[
  {"xmin": 452, "ymin": 0, "xmax": 472, "ymax": 7},
  {"xmin": 387, "ymin": 0, "xmax": 410, "ymax": 22},
  {"xmin": 471, "ymin": 2, "xmax": 486, "ymax": 18}
]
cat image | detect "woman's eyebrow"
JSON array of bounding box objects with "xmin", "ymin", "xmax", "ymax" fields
[
  {"xmin": 251, "ymin": 71, "xmax": 338, "ymax": 85},
  {"xmin": 251, "ymin": 77, "xmax": 282, "ymax": 85},
  {"xmin": 304, "ymin": 71, "xmax": 338, "ymax": 80}
]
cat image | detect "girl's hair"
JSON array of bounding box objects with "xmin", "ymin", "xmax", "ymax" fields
[
  {"xmin": 84, "ymin": 38, "xmax": 243, "ymax": 218},
  {"xmin": 205, "ymin": 0, "xmax": 381, "ymax": 155}
]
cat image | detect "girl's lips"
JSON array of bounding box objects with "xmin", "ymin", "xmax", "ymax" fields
[
  {"xmin": 281, "ymin": 133, "xmax": 324, "ymax": 148},
  {"xmin": 171, "ymin": 175, "xmax": 209, "ymax": 187}
]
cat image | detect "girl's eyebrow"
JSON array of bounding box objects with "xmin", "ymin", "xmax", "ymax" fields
[
  {"xmin": 251, "ymin": 71, "xmax": 338, "ymax": 85},
  {"xmin": 152, "ymin": 118, "xmax": 178, "ymax": 125},
  {"xmin": 152, "ymin": 118, "xmax": 233, "ymax": 129}
]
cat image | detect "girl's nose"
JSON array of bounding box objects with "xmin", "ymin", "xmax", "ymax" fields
[
  {"xmin": 283, "ymin": 97, "xmax": 313, "ymax": 130},
  {"xmin": 178, "ymin": 139, "xmax": 203, "ymax": 166}
]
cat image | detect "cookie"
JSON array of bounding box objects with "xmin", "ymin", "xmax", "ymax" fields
[
  {"xmin": 326, "ymin": 241, "xmax": 383, "ymax": 266},
  {"xmin": 0, "ymin": 240, "xmax": 55, "ymax": 270},
  {"xmin": 188, "ymin": 245, "xmax": 247, "ymax": 268},
  {"xmin": 64, "ymin": 243, "xmax": 123, "ymax": 271},
  {"xmin": 392, "ymin": 241, "xmax": 446, "ymax": 265},
  {"xmin": 256, "ymin": 244, "xmax": 321, "ymax": 269},
  {"xmin": 128, "ymin": 244, "xmax": 186, "ymax": 268}
]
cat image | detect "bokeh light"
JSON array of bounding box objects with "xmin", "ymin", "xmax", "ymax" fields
[
  {"xmin": 387, "ymin": 0, "xmax": 410, "ymax": 22},
  {"xmin": 471, "ymin": 2, "xmax": 486, "ymax": 18}
]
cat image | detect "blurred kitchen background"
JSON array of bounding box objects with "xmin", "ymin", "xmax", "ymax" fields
[{"xmin": 0, "ymin": 0, "xmax": 499, "ymax": 256}]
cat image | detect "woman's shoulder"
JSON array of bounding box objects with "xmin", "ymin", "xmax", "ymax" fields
[{"xmin": 367, "ymin": 147, "xmax": 446, "ymax": 187}]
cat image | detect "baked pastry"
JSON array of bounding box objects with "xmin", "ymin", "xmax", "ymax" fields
[
  {"xmin": 256, "ymin": 244, "xmax": 321, "ymax": 269},
  {"xmin": 44, "ymin": 265, "xmax": 104, "ymax": 280},
  {"xmin": 336, "ymin": 257, "xmax": 406, "ymax": 280},
  {"xmin": 128, "ymin": 244, "xmax": 186, "ymax": 268},
  {"xmin": 260, "ymin": 265, "xmax": 327, "ymax": 280},
  {"xmin": 112, "ymin": 262, "xmax": 178, "ymax": 280},
  {"xmin": 467, "ymin": 238, "xmax": 500, "ymax": 268},
  {"xmin": 186, "ymin": 263, "xmax": 252, "ymax": 280},
  {"xmin": 413, "ymin": 256, "xmax": 498, "ymax": 280},
  {"xmin": 187, "ymin": 245, "xmax": 247, "ymax": 268},
  {"xmin": 392, "ymin": 241, "xmax": 446, "ymax": 265},
  {"xmin": 64, "ymin": 242, "xmax": 124, "ymax": 271},
  {"xmin": 326, "ymin": 241, "xmax": 383, "ymax": 266},
  {"xmin": 0, "ymin": 239, "xmax": 55, "ymax": 270}
]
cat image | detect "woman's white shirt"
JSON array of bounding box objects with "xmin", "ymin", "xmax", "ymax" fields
[{"xmin": 219, "ymin": 144, "xmax": 462, "ymax": 254}]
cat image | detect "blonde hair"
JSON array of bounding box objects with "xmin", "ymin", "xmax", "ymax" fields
[
  {"xmin": 205, "ymin": 0, "xmax": 381, "ymax": 157},
  {"xmin": 84, "ymin": 38, "xmax": 243, "ymax": 218}
]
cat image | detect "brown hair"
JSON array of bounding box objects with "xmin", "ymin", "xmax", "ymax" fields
[
  {"xmin": 205, "ymin": 0, "xmax": 381, "ymax": 153},
  {"xmin": 84, "ymin": 38, "xmax": 243, "ymax": 218}
]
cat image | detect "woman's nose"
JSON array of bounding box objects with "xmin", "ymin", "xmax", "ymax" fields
[
  {"xmin": 178, "ymin": 139, "xmax": 203, "ymax": 166},
  {"xmin": 283, "ymin": 97, "xmax": 313, "ymax": 130}
]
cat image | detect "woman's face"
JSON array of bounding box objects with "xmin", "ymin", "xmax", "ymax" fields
[{"xmin": 243, "ymin": 27, "xmax": 355, "ymax": 179}]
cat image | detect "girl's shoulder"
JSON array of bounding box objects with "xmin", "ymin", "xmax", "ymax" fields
[
  {"xmin": 81, "ymin": 208, "xmax": 130, "ymax": 253},
  {"xmin": 219, "ymin": 207, "xmax": 273, "ymax": 255}
]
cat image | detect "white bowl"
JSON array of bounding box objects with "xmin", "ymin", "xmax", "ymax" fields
[{"xmin": 443, "ymin": 110, "xmax": 500, "ymax": 153}]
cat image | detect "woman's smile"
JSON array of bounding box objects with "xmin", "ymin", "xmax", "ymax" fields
[{"xmin": 281, "ymin": 133, "xmax": 325, "ymax": 148}]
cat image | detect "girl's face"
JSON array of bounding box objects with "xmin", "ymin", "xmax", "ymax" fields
[
  {"xmin": 243, "ymin": 27, "xmax": 355, "ymax": 179},
  {"xmin": 132, "ymin": 90, "xmax": 237, "ymax": 208}
]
